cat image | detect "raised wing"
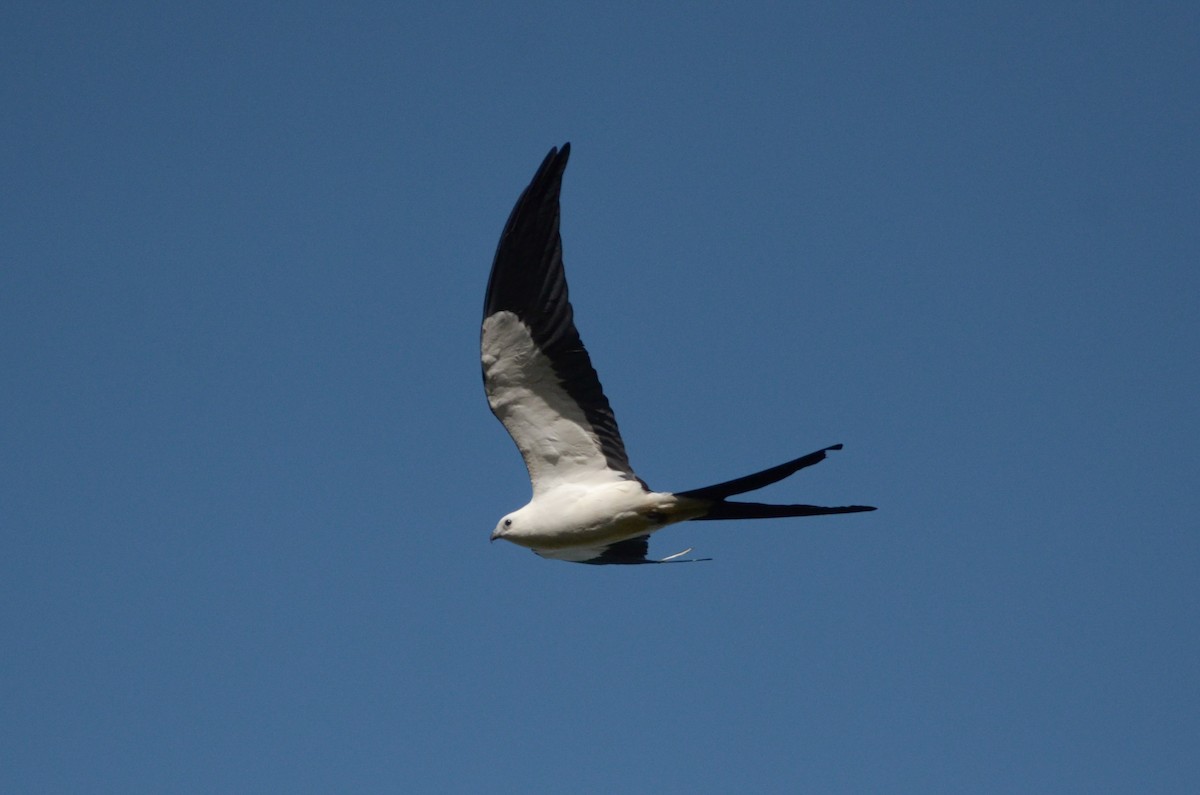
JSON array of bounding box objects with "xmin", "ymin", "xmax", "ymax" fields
[{"xmin": 482, "ymin": 144, "xmax": 641, "ymax": 496}]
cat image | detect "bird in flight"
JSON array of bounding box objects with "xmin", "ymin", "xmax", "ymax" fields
[{"xmin": 482, "ymin": 144, "xmax": 874, "ymax": 564}]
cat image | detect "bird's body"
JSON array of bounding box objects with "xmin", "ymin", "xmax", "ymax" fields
[
  {"xmin": 491, "ymin": 482, "xmax": 702, "ymax": 559},
  {"xmin": 482, "ymin": 144, "xmax": 874, "ymax": 564}
]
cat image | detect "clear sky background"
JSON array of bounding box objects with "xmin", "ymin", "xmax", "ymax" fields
[{"xmin": 3, "ymin": 3, "xmax": 1197, "ymax": 793}]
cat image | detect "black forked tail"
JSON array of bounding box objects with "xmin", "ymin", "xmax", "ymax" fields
[
  {"xmin": 695, "ymin": 501, "xmax": 875, "ymax": 520},
  {"xmin": 676, "ymin": 444, "xmax": 876, "ymax": 521}
]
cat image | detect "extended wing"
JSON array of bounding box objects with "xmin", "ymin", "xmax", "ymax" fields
[
  {"xmin": 533, "ymin": 536, "xmax": 711, "ymax": 565},
  {"xmin": 481, "ymin": 144, "xmax": 642, "ymax": 496}
]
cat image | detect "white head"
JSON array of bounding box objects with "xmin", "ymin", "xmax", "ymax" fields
[
  {"xmin": 490, "ymin": 514, "xmax": 515, "ymax": 542},
  {"xmin": 490, "ymin": 503, "xmax": 547, "ymax": 547}
]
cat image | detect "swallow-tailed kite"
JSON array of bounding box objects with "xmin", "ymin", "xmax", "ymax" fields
[{"xmin": 483, "ymin": 144, "xmax": 874, "ymax": 564}]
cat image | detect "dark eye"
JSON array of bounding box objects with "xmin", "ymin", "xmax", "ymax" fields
[{"xmin": 504, "ymin": 518, "xmax": 512, "ymax": 527}]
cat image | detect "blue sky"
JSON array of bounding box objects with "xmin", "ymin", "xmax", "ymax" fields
[{"xmin": 3, "ymin": 2, "xmax": 1197, "ymax": 792}]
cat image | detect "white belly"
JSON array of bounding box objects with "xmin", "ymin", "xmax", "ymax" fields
[{"xmin": 503, "ymin": 482, "xmax": 688, "ymax": 550}]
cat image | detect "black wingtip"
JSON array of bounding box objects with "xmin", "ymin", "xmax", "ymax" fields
[{"xmin": 484, "ymin": 145, "xmax": 572, "ymax": 320}]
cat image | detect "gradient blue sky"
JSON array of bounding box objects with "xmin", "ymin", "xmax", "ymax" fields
[{"xmin": 3, "ymin": 3, "xmax": 1198, "ymax": 792}]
